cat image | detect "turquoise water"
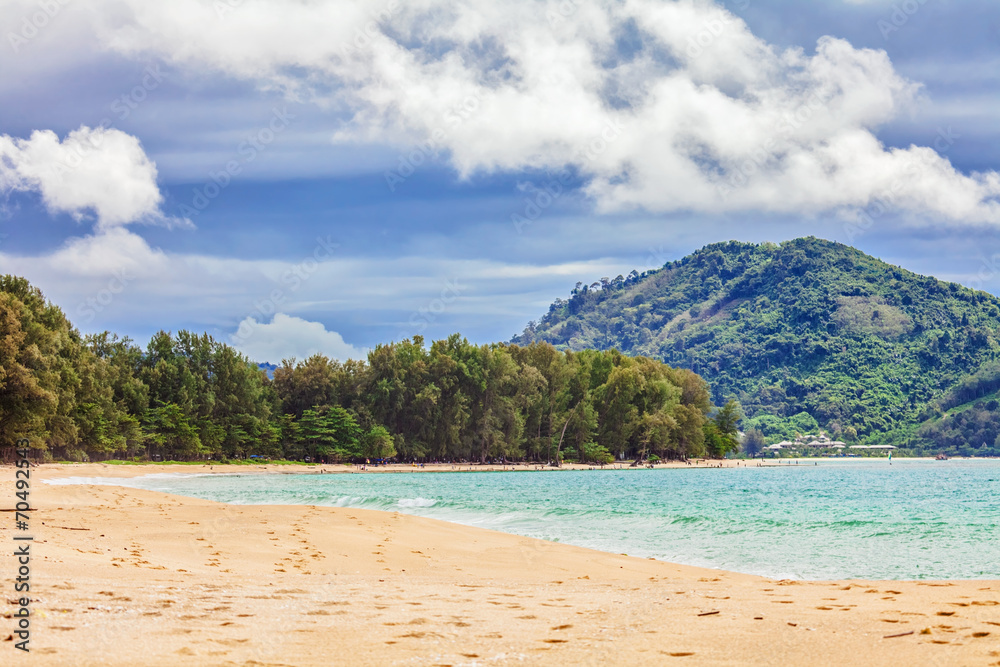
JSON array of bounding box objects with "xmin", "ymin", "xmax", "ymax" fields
[{"xmin": 53, "ymin": 459, "xmax": 1000, "ymax": 580}]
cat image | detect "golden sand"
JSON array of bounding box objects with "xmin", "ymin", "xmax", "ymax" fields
[{"xmin": 2, "ymin": 464, "xmax": 998, "ymax": 666}]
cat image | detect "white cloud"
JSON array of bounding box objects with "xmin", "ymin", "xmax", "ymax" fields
[
  {"xmin": 0, "ymin": 125, "xmax": 184, "ymax": 228},
  {"xmin": 47, "ymin": 226, "xmax": 170, "ymax": 278},
  {"xmin": 53, "ymin": 0, "xmax": 998, "ymax": 224},
  {"xmin": 231, "ymin": 313, "xmax": 367, "ymax": 363}
]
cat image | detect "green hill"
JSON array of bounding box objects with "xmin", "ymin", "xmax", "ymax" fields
[{"xmin": 513, "ymin": 237, "xmax": 1000, "ymax": 455}]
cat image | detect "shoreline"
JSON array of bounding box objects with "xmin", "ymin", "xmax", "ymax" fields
[
  {"xmin": 3, "ymin": 465, "xmax": 998, "ymax": 665},
  {"xmin": 20, "ymin": 455, "xmax": 966, "ymax": 482}
]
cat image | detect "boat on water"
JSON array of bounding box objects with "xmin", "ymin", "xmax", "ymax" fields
[{"xmin": 935, "ymin": 453, "xmax": 948, "ymax": 461}]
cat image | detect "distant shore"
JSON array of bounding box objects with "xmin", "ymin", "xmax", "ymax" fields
[{"xmin": 3, "ymin": 463, "xmax": 997, "ymax": 666}]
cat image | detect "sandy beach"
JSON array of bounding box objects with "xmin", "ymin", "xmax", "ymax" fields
[{"xmin": 2, "ymin": 464, "xmax": 998, "ymax": 666}]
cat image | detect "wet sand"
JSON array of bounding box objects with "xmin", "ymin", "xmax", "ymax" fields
[{"xmin": 2, "ymin": 464, "xmax": 998, "ymax": 665}]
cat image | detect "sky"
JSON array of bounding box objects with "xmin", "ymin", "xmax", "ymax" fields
[{"xmin": 1, "ymin": 0, "xmax": 999, "ymax": 363}]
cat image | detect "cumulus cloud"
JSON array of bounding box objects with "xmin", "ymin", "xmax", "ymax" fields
[
  {"xmin": 231, "ymin": 313, "xmax": 368, "ymax": 363},
  {"xmin": 0, "ymin": 125, "xmax": 184, "ymax": 228},
  {"xmin": 71, "ymin": 0, "xmax": 1000, "ymax": 224},
  {"xmin": 46, "ymin": 226, "xmax": 170, "ymax": 278}
]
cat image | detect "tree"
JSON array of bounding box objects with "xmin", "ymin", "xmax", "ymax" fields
[
  {"xmin": 742, "ymin": 428, "xmax": 765, "ymax": 457},
  {"xmin": 298, "ymin": 406, "xmax": 361, "ymax": 462},
  {"xmin": 143, "ymin": 403, "xmax": 202, "ymax": 459},
  {"xmin": 705, "ymin": 399, "xmax": 742, "ymax": 458},
  {"xmin": 326, "ymin": 406, "xmax": 362, "ymax": 461},
  {"xmin": 363, "ymin": 425, "xmax": 396, "ymax": 460},
  {"xmin": 0, "ymin": 290, "xmax": 58, "ymax": 450},
  {"xmin": 580, "ymin": 441, "xmax": 614, "ymax": 465}
]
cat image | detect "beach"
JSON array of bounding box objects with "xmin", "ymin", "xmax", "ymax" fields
[{"xmin": 3, "ymin": 464, "xmax": 999, "ymax": 666}]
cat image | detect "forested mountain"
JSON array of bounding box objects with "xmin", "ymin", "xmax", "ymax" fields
[
  {"xmin": 513, "ymin": 237, "xmax": 1000, "ymax": 455},
  {"xmin": 0, "ymin": 275, "xmax": 737, "ymax": 463}
]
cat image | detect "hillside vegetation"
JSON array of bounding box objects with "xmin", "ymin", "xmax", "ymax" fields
[{"xmin": 514, "ymin": 237, "xmax": 1000, "ymax": 455}]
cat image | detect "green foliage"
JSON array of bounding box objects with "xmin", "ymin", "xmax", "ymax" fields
[
  {"xmin": 351, "ymin": 335, "xmax": 715, "ymax": 462},
  {"xmin": 297, "ymin": 406, "xmax": 361, "ymax": 461},
  {"xmin": 743, "ymin": 412, "xmax": 821, "ymax": 442},
  {"xmin": 579, "ymin": 441, "xmax": 615, "ymax": 465},
  {"xmin": 143, "ymin": 403, "xmax": 203, "ymax": 459},
  {"xmin": 363, "ymin": 425, "xmax": 396, "ymax": 460},
  {"xmin": 704, "ymin": 399, "xmax": 742, "ymax": 457},
  {"xmin": 0, "ymin": 276, "xmax": 724, "ymax": 463},
  {"xmin": 910, "ymin": 391, "xmax": 1000, "ymax": 457},
  {"xmin": 0, "ymin": 277, "xmax": 139, "ymax": 456},
  {"xmin": 742, "ymin": 428, "xmax": 765, "ymax": 457},
  {"xmin": 514, "ymin": 237, "xmax": 1000, "ymax": 453}
]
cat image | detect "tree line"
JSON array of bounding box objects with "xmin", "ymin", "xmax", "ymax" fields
[{"xmin": 0, "ymin": 275, "xmax": 741, "ymax": 463}]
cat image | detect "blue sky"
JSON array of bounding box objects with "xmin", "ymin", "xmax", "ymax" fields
[{"xmin": 1, "ymin": 0, "xmax": 999, "ymax": 363}]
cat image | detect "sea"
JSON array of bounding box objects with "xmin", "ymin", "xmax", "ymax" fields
[{"xmin": 50, "ymin": 458, "xmax": 1000, "ymax": 581}]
